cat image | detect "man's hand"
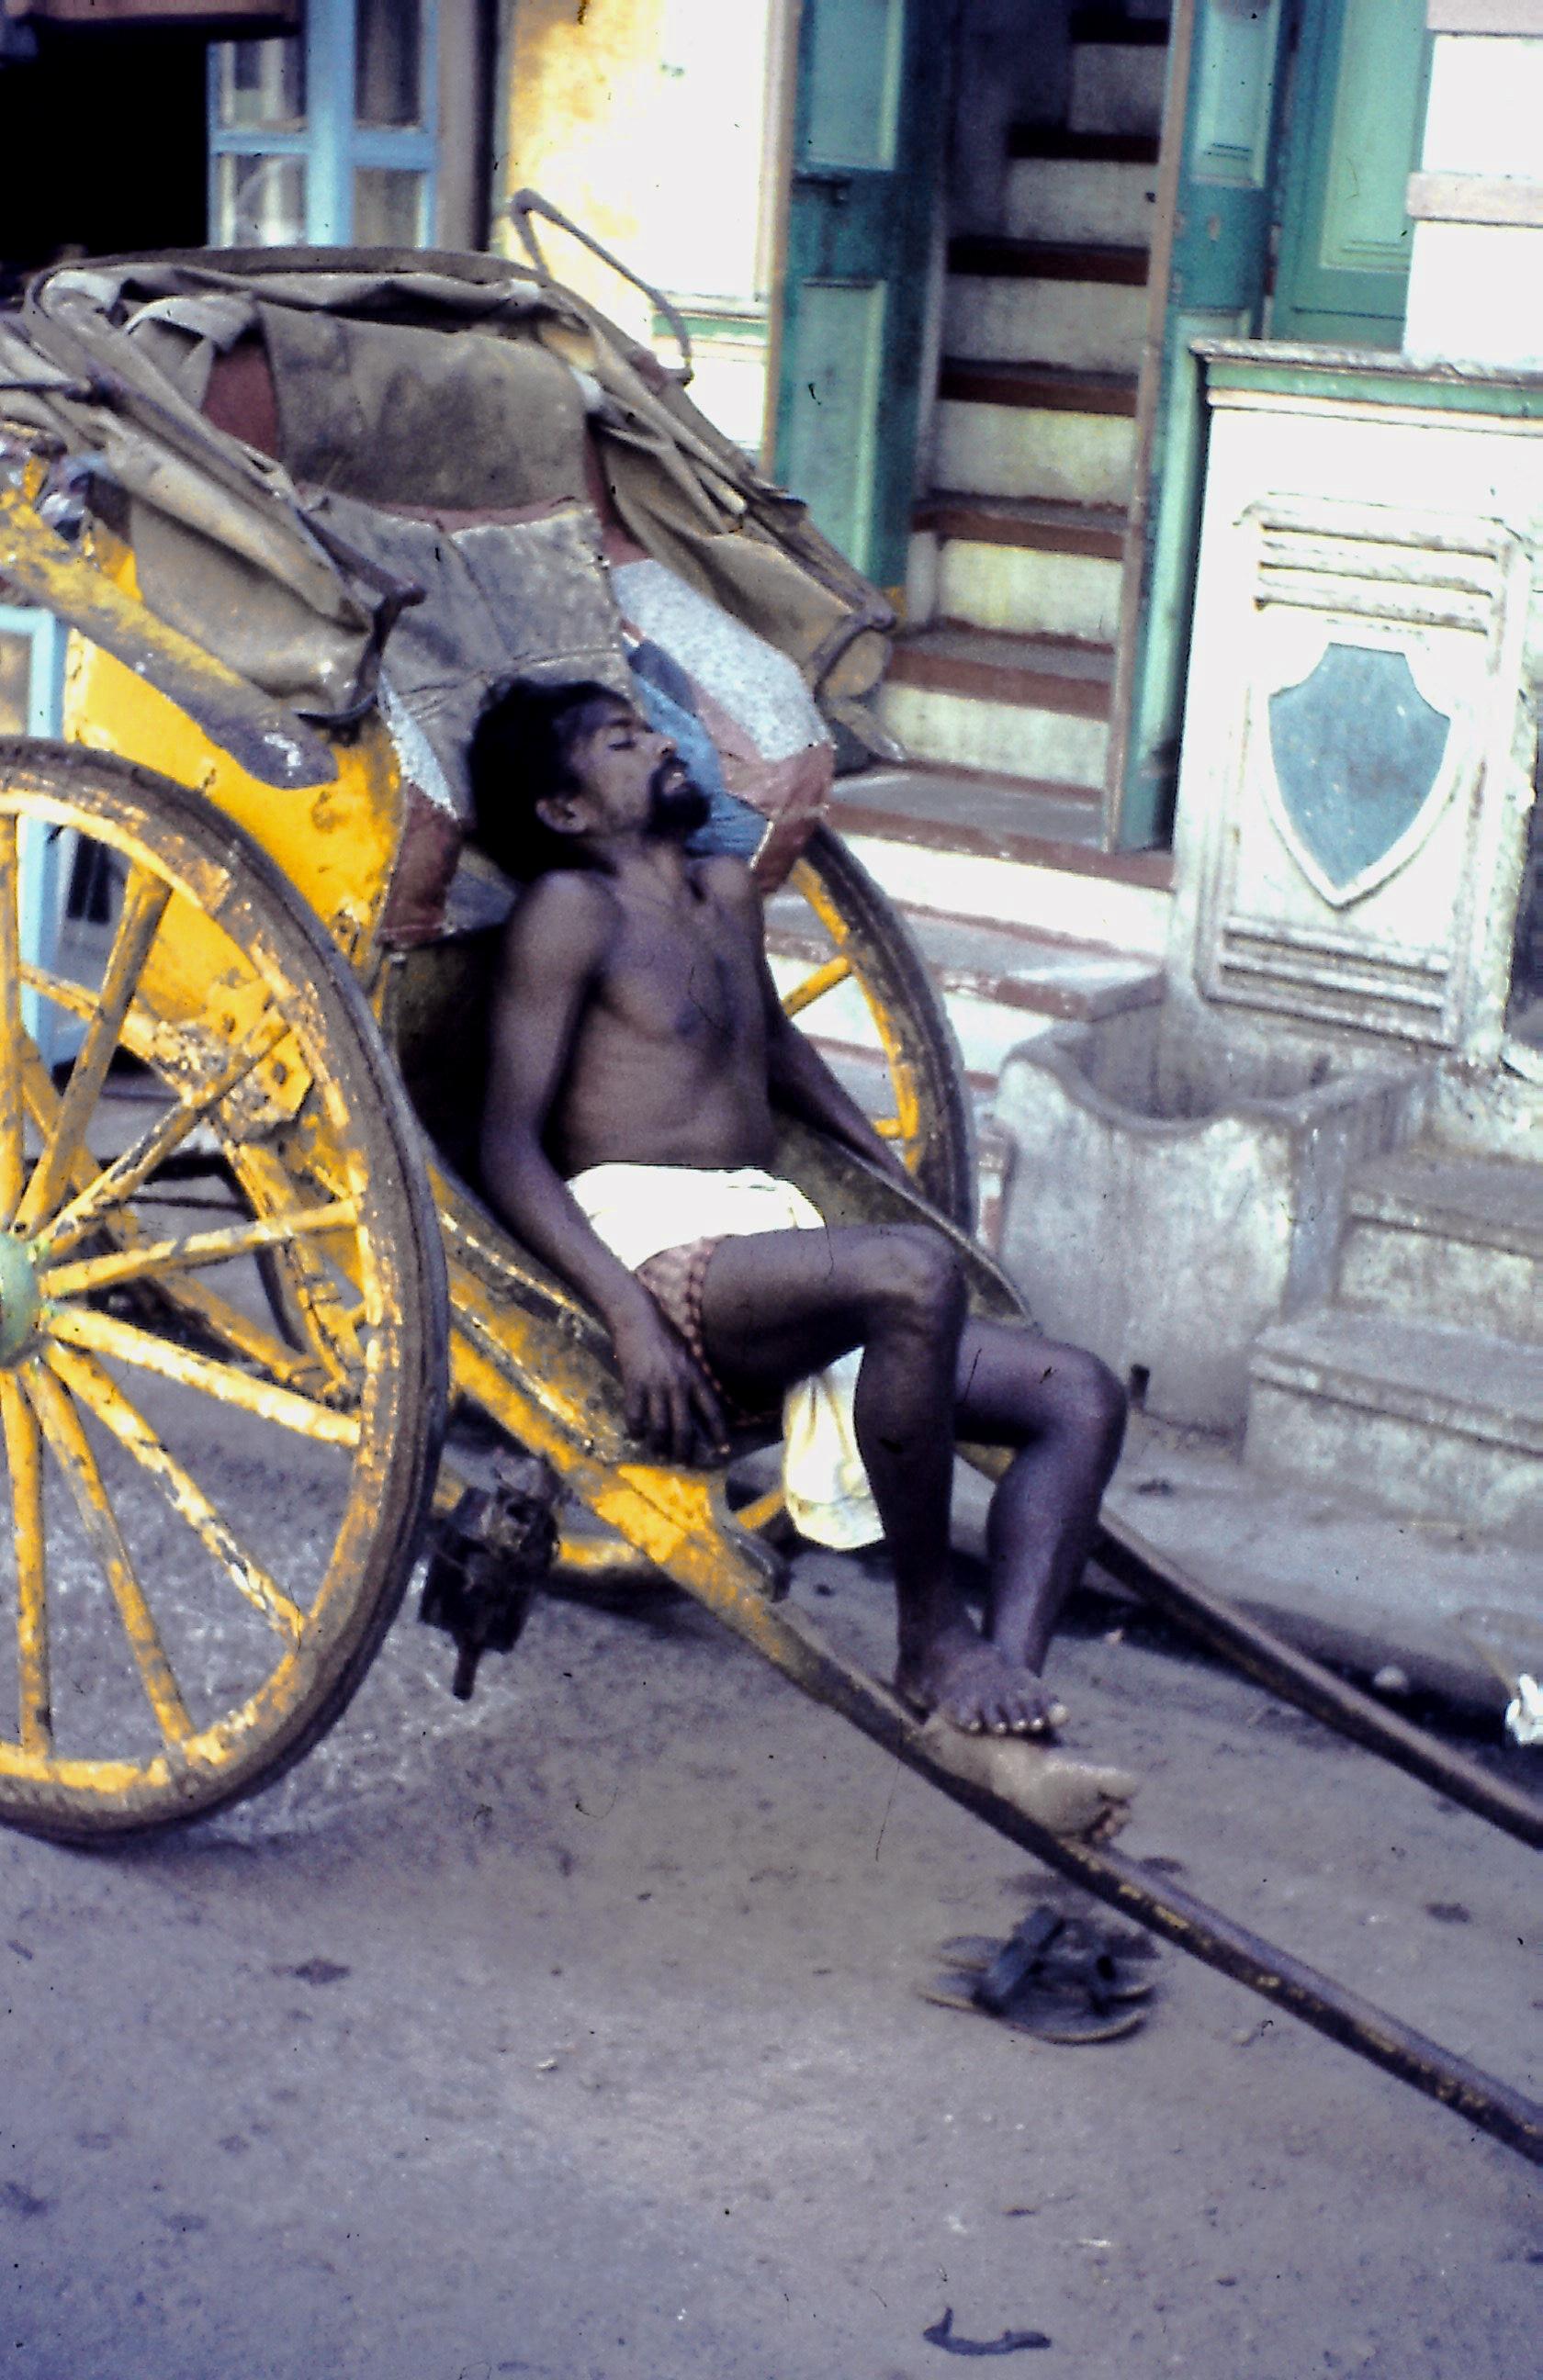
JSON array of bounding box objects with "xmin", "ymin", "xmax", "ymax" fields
[{"xmin": 609, "ymin": 1300, "xmax": 728, "ymax": 1466}]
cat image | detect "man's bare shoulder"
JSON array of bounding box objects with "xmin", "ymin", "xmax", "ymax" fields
[
  {"xmin": 694, "ymin": 852, "xmax": 761, "ymax": 915},
  {"xmin": 496, "ymin": 870, "xmax": 617, "ymax": 984}
]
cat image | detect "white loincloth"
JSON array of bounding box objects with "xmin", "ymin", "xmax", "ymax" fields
[{"xmin": 569, "ymin": 1162, "xmax": 883, "ymax": 1552}]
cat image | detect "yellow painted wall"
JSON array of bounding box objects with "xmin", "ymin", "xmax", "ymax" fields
[{"xmin": 496, "ymin": 0, "xmax": 782, "ymax": 356}]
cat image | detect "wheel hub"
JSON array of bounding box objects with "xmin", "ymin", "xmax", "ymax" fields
[{"xmin": 0, "ymin": 1233, "xmax": 40, "ymax": 1367}]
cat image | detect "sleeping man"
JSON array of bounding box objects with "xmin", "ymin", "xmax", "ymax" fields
[{"xmin": 472, "ymin": 679, "xmax": 1127, "ymax": 1737}]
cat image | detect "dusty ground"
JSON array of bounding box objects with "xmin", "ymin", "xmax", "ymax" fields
[{"xmin": 1, "ymin": 1416, "xmax": 1538, "ymax": 2380}]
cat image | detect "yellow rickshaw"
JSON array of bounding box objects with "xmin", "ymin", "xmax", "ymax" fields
[{"xmin": 0, "ymin": 221, "xmax": 1536, "ymax": 2163}]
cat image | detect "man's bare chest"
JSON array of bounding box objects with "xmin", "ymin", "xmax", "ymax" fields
[{"xmin": 591, "ymin": 899, "xmax": 764, "ymax": 1054}]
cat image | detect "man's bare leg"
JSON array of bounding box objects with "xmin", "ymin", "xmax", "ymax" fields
[
  {"xmin": 697, "ymin": 1224, "xmax": 1078, "ymax": 1733},
  {"xmin": 954, "ymin": 1317, "xmax": 1127, "ymax": 1708}
]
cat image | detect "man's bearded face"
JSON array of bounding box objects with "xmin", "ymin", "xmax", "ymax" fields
[{"xmin": 647, "ymin": 750, "xmax": 712, "ymax": 839}]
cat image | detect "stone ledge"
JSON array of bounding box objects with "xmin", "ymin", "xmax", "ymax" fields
[
  {"xmin": 1408, "ymin": 170, "xmax": 1543, "ymax": 226},
  {"xmin": 1426, "ymin": 0, "xmax": 1543, "ymax": 31}
]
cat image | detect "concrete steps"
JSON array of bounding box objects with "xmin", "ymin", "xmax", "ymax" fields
[
  {"xmin": 933, "ymin": 358, "xmax": 1139, "ymax": 509},
  {"xmin": 944, "ymin": 236, "xmax": 1149, "ymax": 372},
  {"xmin": 1068, "ymin": 10, "xmax": 1170, "ymax": 138},
  {"xmin": 1244, "ymin": 1139, "xmax": 1543, "ymax": 1542},
  {"xmin": 878, "ymin": 623, "xmax": 1113, "ymax": 786},
  {"xmin": 851, "ymin": 9, "xmax": 1172, "ymax": 1176},
  {"xmin": 1246, "ymin": 1304, "xmax": 1543, "ymax": 1545},
  {"xmin": 827, "ymin": 764, "xmax": 1172, "ymax": 956},
  {"xmin": 766, "ymin": 875, "xmax": 1163, "ymax": 1085},
  {"xmin": 1005, "ymin": 127, "xmax": 1160, "ymax": 247},
  {"xmin": 899, "ymin": 17, "xmax": 1165, "ymax": 825},
  {"xmin": 1339, "ymin": 1148, "xmax": 1543, "ymax": 1342},
  {"xmin": 911, "ymin": 492, "xmax": 1126, "ymax": 643}
]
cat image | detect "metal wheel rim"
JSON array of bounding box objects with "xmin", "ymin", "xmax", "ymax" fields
[{"xmin": 0, "ymin": 740, "xmax": 447, "ymax": 1839}]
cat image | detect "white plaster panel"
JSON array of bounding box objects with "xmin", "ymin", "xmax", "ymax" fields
[
  {"xmin": 1421, "ymin": 33, "xmax": 1543, "ymax": 174},
  {"xmin": 1169, "ymin": 388, "xmax": 1542, "ymax": 1069},
  {"xmin": 1405, "ymin": 222, "xmax": 1543, "ymax": 366}
]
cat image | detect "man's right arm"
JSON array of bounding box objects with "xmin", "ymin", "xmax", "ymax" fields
[{"xmin": 479, "ymin": 874, "xmax": 726, "ymax": 1460}]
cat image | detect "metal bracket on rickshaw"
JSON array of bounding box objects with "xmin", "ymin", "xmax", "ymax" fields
[{"xmin": 506, "ymin": 187, "xmax": 695, "ymax": 387}]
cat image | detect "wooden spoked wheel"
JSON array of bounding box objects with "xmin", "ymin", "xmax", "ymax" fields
[
  {"xmin": 774, "ymin": 824, "xmax": 975, "ymax": 1229},
  {"xmin": 0, "ymin": 742, "xmax": 447, "ymax": 1841}
]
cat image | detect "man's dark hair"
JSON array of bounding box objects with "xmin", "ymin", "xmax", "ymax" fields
[{"xmin": 467, "ymin": 678, "xmax": 628, "ymax": 881}]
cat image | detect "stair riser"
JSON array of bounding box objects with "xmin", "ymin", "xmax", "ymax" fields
[
  {"xmin": 1338, "ymin": 1221, "xmax": 1543, "ymax": 1343},
  {"xmin": 945, "ymin": 275, "xmax": 1147, "ymax": 373},
  {"xmin": 936, "ymin": 399, "xmax": 1136, "ymax": 506},
  {"xmin": 1246, "ymin": 1376, "xmax": 1543, "ymax": 1544},
  {"xmin": 1069, "ymin": 43, "xmax": 1168, "ymax": 139},
  {"xmin": 842, "ymin": 829, "xmax": 1173, "ymax": 956},
  {"xmin": 916, "ymin": 531, "xmax": 1124, "ymax": 642},
  {"xmin": 1005, "ymin": 156, "xmax": 1160, "ymax": 247},
  {"xmin": 878, "ymin": 678, "xmax": 1109, "ymax": 788}
]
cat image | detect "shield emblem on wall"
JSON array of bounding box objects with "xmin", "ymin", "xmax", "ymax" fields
[{"xmin": 1265, "ymin": 642, "xmax": 1459, "ymax": 909}]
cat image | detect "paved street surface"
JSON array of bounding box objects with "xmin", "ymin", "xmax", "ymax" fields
[{"xmin": 1, "ymin": 1418, "xmax": 1538, "ymax": 2380}]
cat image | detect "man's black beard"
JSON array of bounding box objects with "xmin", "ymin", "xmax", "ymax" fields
[{"xmin": 648, "ymin": 760, "xmax": 712, "ymax": 839}]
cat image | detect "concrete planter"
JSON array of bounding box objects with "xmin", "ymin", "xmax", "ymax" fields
[{"xmin": 993, "ymin": 1016, "xmax": 1426, "ymax": 1428}]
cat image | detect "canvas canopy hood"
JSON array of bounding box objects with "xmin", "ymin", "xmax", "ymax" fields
[{"xmin": 0, "ymin": 245, "xmax": 893, "ymax": 733}]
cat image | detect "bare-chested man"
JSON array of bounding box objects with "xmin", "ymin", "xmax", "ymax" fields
[{"xmin": 472, "ymin": 679, "xmax": 1126, "ymax": 1736}]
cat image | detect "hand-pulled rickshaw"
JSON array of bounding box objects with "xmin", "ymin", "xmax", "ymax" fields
[{"xmin": 0, "ymin": 208, "xmax": 1537, "ymax": 2164}]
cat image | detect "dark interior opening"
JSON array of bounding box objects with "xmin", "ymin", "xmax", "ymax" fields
[{"xmin": 1, "ymin": 26, "xmax": 208, "ymax": 300}]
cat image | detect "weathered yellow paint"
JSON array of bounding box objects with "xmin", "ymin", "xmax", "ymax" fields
[
  {"xmin": 730, "ymin": 1483, "xmax": 786, "ymax": 1535},
  {"xmin": 0, "ymin": 817, "xmax": 22, "ymax": 1225},
  {"xmin": 0, "ymin": 1375, "xmax": 51, "ymax": 1755},
  {"xmin": 39, "ymin": 1198, "xmax": 356, "ymax": 1303},
  {"xmin": 788, "ymin": 856, "xmax": 923, "ymax": 1165},
  {"xmin": 19, "ymin": 1036, "xmax": 330, "ymax": 1399},
  {"xmin": 62, "ymin": 544, "xmax": 403, "ymax": 971},
  {"xmin": 45, "ymin": 1342, "xmax": 305, "ymax": 1642},
  {"xmin": 23, "ymin": 1359, "xmax": 194, "ymax": 1745},
  {"xmin": 46, "ymin": 1304, "xmax": 363, "ymax": 1450},
  {"xmin": 500, "ymin": 0, "xmax": 674, "ymax": 336},
  {"xmin": 0, "ymin": 488, "xmax": 339, "ymax": 791},
  {"xmin": 780, "ymin": 950, "xmax": 852, "ymax": 1018},
  {"xmin": 34, "ymin": 1010, "xmax": 292, "ymax": 1263},
  {"xmin": 15, "ymin": 870, "xmax": 171, "ymax": 1230}
]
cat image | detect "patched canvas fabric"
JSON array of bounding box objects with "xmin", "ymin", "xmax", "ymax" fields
[
  {"xmin": 257, "ymin": 305, "xmax": 591, "ymax": 516},
  {"xmin": 12, "ymin": 248, "xmax": 892, "ymax": 731}
]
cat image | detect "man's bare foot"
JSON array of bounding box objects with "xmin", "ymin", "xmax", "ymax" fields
[{"xmin": 895, "ymin": 1623, "xmax": 1067, "ymax": 1735}]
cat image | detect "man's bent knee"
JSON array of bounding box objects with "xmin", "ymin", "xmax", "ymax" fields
[
  {"xmin": 1052, "ymin": 1346, "xmax": 1128, "ymax": 1457},
  {"xmin": 862, "ymin": 1227, "xmax": 966, "ymax": 1337}
]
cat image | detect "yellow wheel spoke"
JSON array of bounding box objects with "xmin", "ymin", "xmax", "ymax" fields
[
  {"xmin": 45, "ymin": 1343, "xmax": 305, "ymax": 1643},
  {"xmin": 17, "ymin": 869, "xmax": 171, "ymax": 1232},
  {"xmin": 780, "ymin": 951, "xmax": 852, "ymax": 1020},
  {"xmin": 733, "ymin": 1483, "xmax": 786, "ymax": 1534},
  {"xmin": 230, "ymin": 1144, "xmax": 365, "ymax": 1388},
  {"xmin": 0, "ymin": 1375, "xmax": 51, "ymax": 1754},
  {"xmin": 39, "ymin": 1198, "xmax": 357, "ymax": 1301},
  {"xmin": 23, "ymin": 1360, "xmax": 193, "ymax": 1746},
  {"xmin": 17, "ymin": 962, "xmax": 96, "ymax": 1027},
  {"xmin": 45, "ymin": 1302, "xmax": 363, "ymax": 1448},
  {"xmin": 34, "ymin": 1009, "xmax": 289, "ymax": 1263},
  {"xmin": 19, "ymin": 1042, "xmax": 328, "ymax": 1394},
  {"xmin": 0, "ymin": 818, "xmax": 24, "ymax": 1225}
]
